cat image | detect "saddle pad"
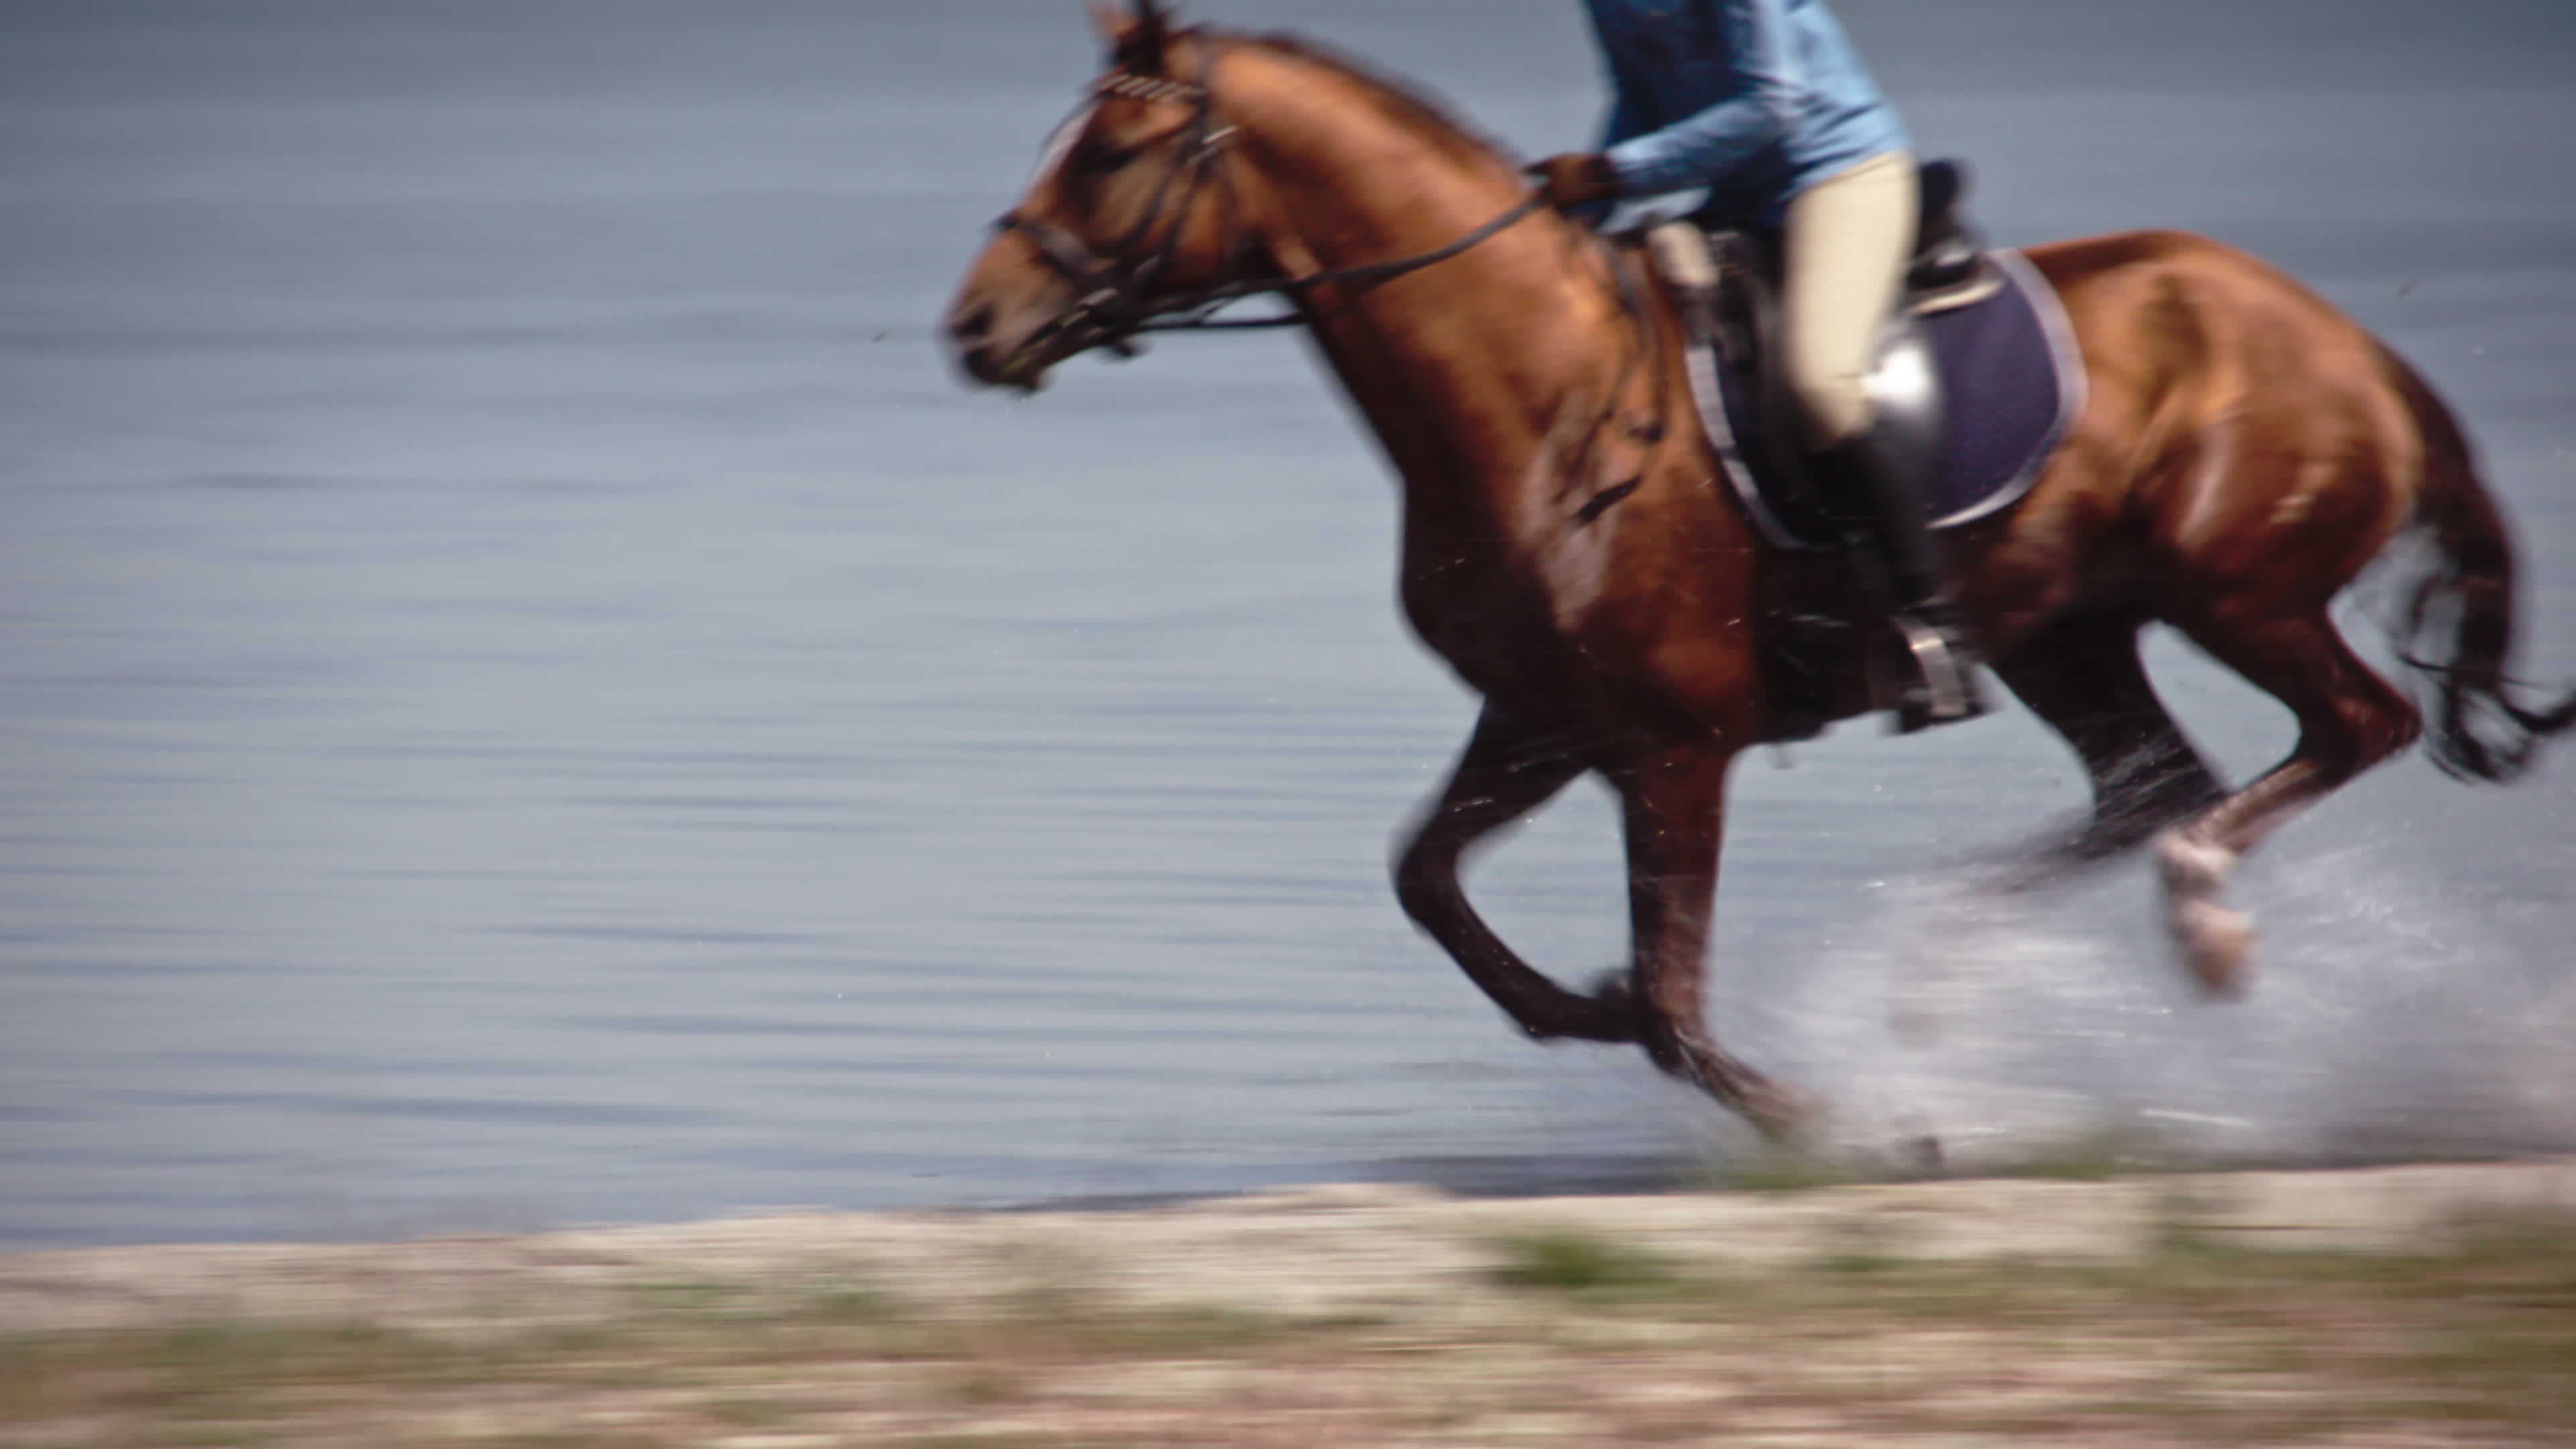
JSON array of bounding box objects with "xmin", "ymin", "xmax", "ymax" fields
[{"xmin": 1697, "ymin": 248, "xmax": 2086, "ymax": 551}]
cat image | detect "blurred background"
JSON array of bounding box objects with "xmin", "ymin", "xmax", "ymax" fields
[{"xmin": 1, "ymin": 0, "xmax": 2571, "ymax": 1250}]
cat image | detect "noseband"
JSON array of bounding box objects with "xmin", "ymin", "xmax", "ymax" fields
[{"xmin": 991, "ymin": 50, "xmax": 1548, "ymax": 356}]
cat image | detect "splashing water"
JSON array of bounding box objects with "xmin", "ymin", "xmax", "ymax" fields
[{"xmin": 1730, "ymin": 840, "xmax": 2576, "ymax": 1173}]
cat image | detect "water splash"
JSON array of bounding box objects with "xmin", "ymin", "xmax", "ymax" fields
[{"xmin": 1737, "ymin": 841, "xmax": 2576, "ymax": 1173}]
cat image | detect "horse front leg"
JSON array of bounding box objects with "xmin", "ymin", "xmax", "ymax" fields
[
  {"xmin": 1393, "ymin": 704, "xmax": 1635, "ymax": 1043},
  {"xmin": 1615, "ymin": 743, "xmax": 1805, "ymax": 1138}
]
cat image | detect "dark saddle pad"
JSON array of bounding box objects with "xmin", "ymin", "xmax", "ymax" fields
[{"xmin": 1690, "ymin": 246, "xmax": 2086, "ymax": 552}]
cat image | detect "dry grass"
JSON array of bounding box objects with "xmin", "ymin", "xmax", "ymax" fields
[{"xmin": 3, "ymin": 1179, "xmax": 2571, "ymax": 1446}]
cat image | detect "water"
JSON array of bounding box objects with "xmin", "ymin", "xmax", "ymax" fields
[{"xmin": 2, "ymin": 0, "xmax": 2571, "ymax": 1249}]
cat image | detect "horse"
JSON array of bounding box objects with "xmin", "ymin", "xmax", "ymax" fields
[{"xmin": 942, "ymin": 1, "xmax": 2575, "ymax": 1136}]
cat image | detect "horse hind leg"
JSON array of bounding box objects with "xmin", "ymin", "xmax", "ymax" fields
[
  {"xmin": 1987, "ymin": 609, "xmax": 2230, "ymax": 883},
  {"xmin": 2153, "ymin": 608, "xmax": 2422, "ymax": 996}
]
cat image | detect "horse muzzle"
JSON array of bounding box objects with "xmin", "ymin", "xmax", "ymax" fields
[
  {"xmin": 947, "ymin": 286, "xmax": 1144, "ymax": 394},
  {"xmin": 944, "ymin": 294, "xmax": 1048, "ymax": 392}
]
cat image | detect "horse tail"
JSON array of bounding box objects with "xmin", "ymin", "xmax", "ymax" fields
[{"xmin": 2383, "ymin": 352, "xmax": 2576, "ymax": 782}]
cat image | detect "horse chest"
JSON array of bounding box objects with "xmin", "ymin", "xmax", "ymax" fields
[
  {"xmin": 1397, "ymin": 542, "xmax": 1569, "ymax": 690},
  {"xmin": 1395, "ymin": 530, "xmax": 1663, "ymax": 706}
]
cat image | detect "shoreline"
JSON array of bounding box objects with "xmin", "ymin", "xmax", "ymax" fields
[
  {"xmin": 9, "ymin": 1158, "xmax": 2573, "ymax": 1334},
  {"xmin": 7, "ymin": 1159, "xmax": 2572, "ymax": 1445}
]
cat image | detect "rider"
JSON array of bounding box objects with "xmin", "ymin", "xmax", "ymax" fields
[{"xmin": 1532, "ymin": 0, "xmax": 1986, "ymax": 728}]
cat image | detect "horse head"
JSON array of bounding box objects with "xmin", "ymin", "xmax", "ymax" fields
[{"xmin": 945, "ymin": 3, "xmax": 1267, "ymax": 392}]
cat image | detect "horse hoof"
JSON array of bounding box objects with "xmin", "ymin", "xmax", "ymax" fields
[
  {"xmin": 1586, "ymin": 966, "xmax": 1635, "ymax": 1014},
  {"xmin": 1581, "ymin": 967, "xmax": 1643, "ymax": 1038},
  {"xmin": 2155, "ymin": 833, "xmax": 2253, "ymax": 998},
  {"xmin": 2173, "ymin": 898, "xmax": 2255, "ymax": 998},
  {"xmin": 2154, "ymin": 832, "xmax": 2237, "ymax": 898},
  {"xmin": 1741, "ymin": 1079, "xmax": 1826, "ymax": 1146},
  {"xmin": 1521, "ymin": 971, "xmax": 1640, "ymax": 1044}
]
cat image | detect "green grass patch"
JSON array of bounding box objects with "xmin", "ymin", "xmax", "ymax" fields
[{"xmin": 1488, "ymin": 1226, "xmax": 1695, "ymax": 1300}]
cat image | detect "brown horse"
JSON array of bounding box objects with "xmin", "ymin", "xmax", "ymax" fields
[{"xmin": 943, "ymin": 3, "xmax": 2574, "ymax": 1135}]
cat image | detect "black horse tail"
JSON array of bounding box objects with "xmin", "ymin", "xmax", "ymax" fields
[{"xmin": 2385, "ymin": 354, "xmax": 2576, "ymax": 782}]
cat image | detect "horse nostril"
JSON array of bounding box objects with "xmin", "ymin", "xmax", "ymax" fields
[{"xmin": 951, "ymin": 303, "xmax": 996, "ymax": 346}]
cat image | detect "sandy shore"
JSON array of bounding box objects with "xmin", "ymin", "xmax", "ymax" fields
[
  {"xmin": 5, "ymin": 1159, "xmax": 2573, "ymax": 1446},
  {"xmin": 9, "ymin": 1159, "xmax": 2573, "ymax": 1334}
]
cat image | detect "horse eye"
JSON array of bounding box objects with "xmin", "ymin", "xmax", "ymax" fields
[{"xmin": 1072, "ymin": 140, "xmax": 1140, "ymax": 176}]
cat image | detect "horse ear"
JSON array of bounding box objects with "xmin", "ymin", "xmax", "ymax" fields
[
  {"xmin": 1086, "ymin": 0, "xmax": 1173, "ymax": 75},
  {"xmin": 1083, "ymin": 0, "xmax": 1132, "ymax": 44}
]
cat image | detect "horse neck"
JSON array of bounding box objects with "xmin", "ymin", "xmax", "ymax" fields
[{"xmin": 1217, "ymin": 45, "xmax": 1617, "ymax": 492}]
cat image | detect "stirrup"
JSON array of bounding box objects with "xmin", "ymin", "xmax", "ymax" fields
[{"xmin": 1889, "ymin": 614, "xmax": 1988, "ymax": 733}]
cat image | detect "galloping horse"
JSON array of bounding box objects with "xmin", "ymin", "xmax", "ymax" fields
[{"xmin": 944, "ymin": 3, "xmax": 2573, "ymax": 1134}]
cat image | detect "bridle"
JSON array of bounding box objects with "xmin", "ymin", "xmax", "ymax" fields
[
  {"xmin": 991, "ymin": 64, "xmax": 1246, "ymax": 360},
  {"xmin": 988, "ymin": 36, "xmax": 1678, "ymax": 565},
  {"xmin": 991, "ymin": 46, "xmax": 1548, "ymax": 362}
]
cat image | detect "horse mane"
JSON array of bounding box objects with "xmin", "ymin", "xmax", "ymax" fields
[{"xmin": 1222, "ymin": 28, "xmax": 1525, "ymax": 176}]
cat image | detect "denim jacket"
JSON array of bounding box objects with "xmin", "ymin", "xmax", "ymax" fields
[{"xmin": 1585, "ymin": 0, "xmax": 1910, "ymax": 224}]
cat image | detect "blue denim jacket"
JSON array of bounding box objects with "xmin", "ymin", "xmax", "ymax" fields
[{"xmin": 1585, "ymin": 0, "xmax": 1909, "ymax": 224}]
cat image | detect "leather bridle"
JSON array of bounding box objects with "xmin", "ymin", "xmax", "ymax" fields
[
  {"xmin": 991, "ymin": 49, "xmax": 1548, "ymax": 361},
  {"xmin": 991, "ymin": 64, "xmax": 1247, "ymax": 360}
]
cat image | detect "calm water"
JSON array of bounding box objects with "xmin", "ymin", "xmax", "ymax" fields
[{"xmin": 3, "ymin": 0, "xmax": 2572, "ymax": 1249}]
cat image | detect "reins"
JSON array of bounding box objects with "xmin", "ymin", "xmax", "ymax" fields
[
  {"xmin": 1138, "ymin": 191, "xmax": 1548, "ymax": 333},
  {"xmin": 992, "ymin": 52, "xmax": 1548, "ymax": 347},
  {"xmin": 991, "ymin": 39, "xmax": 1674, "ymax": 503}
]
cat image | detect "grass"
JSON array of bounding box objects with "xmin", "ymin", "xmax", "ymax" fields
[
  {"xmin": 5, "ymin": 1199, "xmax": 2573, "ymax": 1446},
  {"xmin": 1487, "ymin": 1226, "xmax": 1692, "ymax": 1298},
  {"xmin": 1470, "ymin": 1201, "xmax": 2576, "ymax": 1440}
]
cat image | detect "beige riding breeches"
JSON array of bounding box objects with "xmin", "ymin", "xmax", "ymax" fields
[{"xmin": 1780, "ymin": 149, "xmax": 1917, "ymax": 449}]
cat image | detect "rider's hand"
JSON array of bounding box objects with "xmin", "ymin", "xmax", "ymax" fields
[{"xmin": 1529, "ymin": 152, "xmax": 1625, "ymax": 209}]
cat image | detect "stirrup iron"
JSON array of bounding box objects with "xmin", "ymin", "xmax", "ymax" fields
[{"xmin": 1890, "ymin": 614, "xmax": 1986, "ymax": 731}]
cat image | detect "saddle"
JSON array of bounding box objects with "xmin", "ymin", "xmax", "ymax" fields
[
  {"xmin": 1904, "ymin": 158, "xmax": 1995, "ymax": 305},
  {"xmin": 1649, "ymin": 160, "xmax": 2004, "ymax": 544},
  {"xmin": 1640, "ymin": 160, "xmax": 2088, "ymax": 738}
]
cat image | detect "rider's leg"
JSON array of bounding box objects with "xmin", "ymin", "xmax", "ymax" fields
[
  {"xmin": 1781, "ymin": 151, "xmax": 1987, "ymax": 728},
  {"xmin": 1781, "ymin": 150, "xmax": 1915, "ymax": 451}
]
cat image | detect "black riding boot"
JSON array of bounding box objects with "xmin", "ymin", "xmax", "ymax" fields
[{"xmin": 1814, "ymin": 427, "xmax": 1990, "ymax": 731}]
